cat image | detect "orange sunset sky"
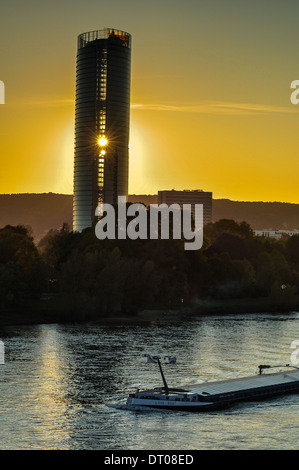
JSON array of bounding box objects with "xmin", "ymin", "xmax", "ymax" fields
[{"xmin": 0, "ymin": 0, "xmax": 299, "ymax": 202}]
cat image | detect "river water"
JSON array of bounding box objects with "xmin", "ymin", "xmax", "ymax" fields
[{"xmin": 0, "ymin": 313, "xmax": 298, "ymax": 450}]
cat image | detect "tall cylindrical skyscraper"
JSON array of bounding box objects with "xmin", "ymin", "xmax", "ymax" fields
[{"xmin": 73, "ymin": 29, "xmax": 132, "ymax": 232}]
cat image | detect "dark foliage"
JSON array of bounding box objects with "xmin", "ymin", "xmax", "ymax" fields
[{"xmin": 1, "ymin": 218, "xmax": 299, "ymax": 319}]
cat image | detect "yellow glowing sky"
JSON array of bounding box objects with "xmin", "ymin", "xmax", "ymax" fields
[{"xmin": 1, "ymin": 0, "xmax": 299, "ymax": 202}]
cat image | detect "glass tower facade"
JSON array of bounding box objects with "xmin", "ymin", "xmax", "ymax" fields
[{"xmin": 73, "ymin": 29, "xmax": 132, "ymax": 232}]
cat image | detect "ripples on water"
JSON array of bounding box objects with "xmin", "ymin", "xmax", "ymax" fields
[{"xmin": 0, "ymin": 313, "xmax": 298, "ymax": 450}]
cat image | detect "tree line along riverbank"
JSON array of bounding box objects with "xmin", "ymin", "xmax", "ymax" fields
[{"xmin": 1, "ymin": 217, "xmax": 299, "ymax": 325}]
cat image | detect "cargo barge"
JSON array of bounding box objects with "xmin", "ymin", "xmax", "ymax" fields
[{"xmin": 126, "ymin": 357, "xmax": 299, "ymax": 411}]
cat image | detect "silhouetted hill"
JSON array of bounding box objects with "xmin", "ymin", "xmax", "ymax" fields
[
  {"xmin": 128, "ymin": 195, "xmax": 299, "ymax": 230},
  {"xmin": 0, "ymin": 193, "xmax": 72, "ymax": 242},
  {"xmin": 1, "ymin": 193, "xmax": 299, "ymax": 242},
  {"xmin": 212, "ymin": 199, "xmax": 299, "ymax": 230},
  {"xmin": 127, "ymin": 194, "xmax": 158, "ymax": 205}
]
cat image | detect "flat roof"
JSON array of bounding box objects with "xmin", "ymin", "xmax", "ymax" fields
[{"xmin": 78, "ymin": 29, "xmax": 131, "ymax": 49}]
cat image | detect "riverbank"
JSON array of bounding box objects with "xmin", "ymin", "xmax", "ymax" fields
[{"xmin": 0, "ymin": 295, "xmax": 298, "ymax": 327}]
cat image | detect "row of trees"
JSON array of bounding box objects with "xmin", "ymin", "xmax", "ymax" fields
[{"xmin": 1, "ymin": 217, "xmax": 299, "ymax": 319}]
